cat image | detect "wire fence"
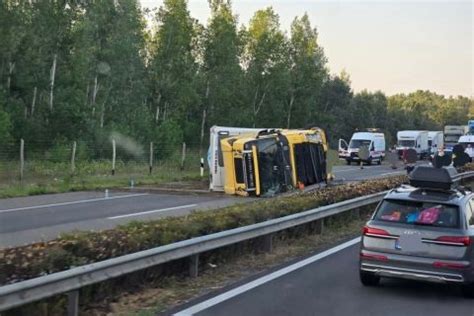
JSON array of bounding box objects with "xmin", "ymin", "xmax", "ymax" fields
[{"xmin": 0, "ymin": 139, "xmax": 208, "ymax": 191}]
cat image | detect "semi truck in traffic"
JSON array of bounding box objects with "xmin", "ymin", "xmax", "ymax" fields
[
  {"xmin": 468, "ymin": 120, "xmax": 474, "ymax": 135},
  {"xmin": 444, "ymin": 125, "xmax": 468, "ymax": 149},
  {"xmin": 427, "ymin": 131, "xmax": 444, "ymax": 155},
  {"xmin": 396, "ymin": 130, "xmax": 429, "ymax": 159},
  {"xmin": 221, "ymin": 128, "xmax": 328, "ymax": 197}
]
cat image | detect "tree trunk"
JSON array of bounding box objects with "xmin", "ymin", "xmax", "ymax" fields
[
  {"xmin": 49, "ymin": 54, "xmax": 57, "ymax": 111},
  {"xmin": 7, "ymin": 62, "xmax": 15, "ymax": 91},
  {"xmin": 252, "ymin": 86, "xmax": 259, "ymax": 128},
  {"xmin": 155, "ymin": 93, "xmax": 162, "ymax": 123},
  {"xmin": 287, "ymin": 93, "xmax": 295, "ymax": 128},
  {"xmin": 92, "ymin": 75, "xmax": 99, "ymax": 105},
  {"xmin": 84, "ymin": 83, "xmax": 90, "ymax": 107},
  {"xmin": 100, "ymin": 103, "xmax": 105, "ymax": 128},
  {"xmin": 31, "ymin": 86, "xmax": 37, "ymax": 116},
  {"xmin": 199, "ymin": 108, "xmax": 207, "ymax": 156},
  {"xmin": 253, "ymin": 87, "xmax": 266, "ymax": 128},
  {"xmin": 163, "ymin": 102, "xmax": 168, "ymax": 121}
]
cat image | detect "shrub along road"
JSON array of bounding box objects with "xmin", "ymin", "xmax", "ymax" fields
[{"xmin": 0, "ymin": 163, "xmax": 411, "ymax": 248}]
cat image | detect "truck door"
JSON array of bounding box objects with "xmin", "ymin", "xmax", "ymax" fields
[{"xmin": 338, "ymin": 139, "xmax": 348, "ymax": 158}]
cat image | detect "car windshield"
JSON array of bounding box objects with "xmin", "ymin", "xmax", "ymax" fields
[
  {"xmin": 374, "ymin": 199, "xmax": 460, "ymax": 228},
  {"xmin": 349, "ymin": 139, "xmax": 371, "ymax": 149},
  {"xmin": 398, "ymin": 140, "xmax": 415, "ymax": 147}
]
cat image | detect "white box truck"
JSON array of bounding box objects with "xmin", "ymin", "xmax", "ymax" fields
[
  {"xmin": 338, "ymin": 130, "xmax": 386, "ymax": 165},
  {"xmin": 458, "ymin": 135, "xmax": 474, "ymax": 159},
  {"xmin": 396, "ymin": 130, "xmax": 429, "ymax": 159},
  {"xmin": 427, "ymin": 131, "xmax": 444, "ymax": 155},
  {"xmin": 444, "ymin": 125, "xmax": 468, "ymax": 149},
  {"xmin": 208, "ymin": 126, "xmax": 266, "ymax": 192}
]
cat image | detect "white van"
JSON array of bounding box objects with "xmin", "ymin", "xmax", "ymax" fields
[
  {"xmin": 458, "ymin": 135, "xmax": 474, "ymax": 159},
  {"xmin": 396, "ymin": 130, "xmax": 429, "ymax": 159},
  {"xmin": 208, "ymin": 126, "xmax": 265, "ymax": 191},
  {"xmin": 427, "ymin": 131, "xmax": 444, "ymax": 155},
  {"xmin": 339, "ymin": 130, "xmax": 386, "ymax": 165}
]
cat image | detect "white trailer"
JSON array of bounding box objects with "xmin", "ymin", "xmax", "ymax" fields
[
  {"xmin": 427, "ymin": 131, "xmax": 444, "ymax": 155},
  {"xmin": 396, "ymin": 130, "xmax": 429, "ymax": 159},
  {"xmin": 208, "ymin": 126, "xmax": 265, "ymax": 192},
  {"xmin": 444, "ymin": 125, "xmax": 468, "ymax": 148},
  {"xmin": 458, "ymin": 135, "xmax": 474, "ymax": 159}
]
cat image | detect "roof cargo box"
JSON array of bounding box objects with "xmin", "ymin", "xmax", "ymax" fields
[{"xmin": 409, "ymin": 166, "xmax": 458, "ymax": 190}]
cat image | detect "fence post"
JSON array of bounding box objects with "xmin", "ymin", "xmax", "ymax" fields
[
  {"xmin": 111, "ymin": 139, "xmax": 116, "ymax": 176},
  {"xmin": 200, "ymin": 157, "xmax": 204, "ymax": 177},
  {"xmin": 20, "ymin": 138, "xmax": 24, "ymax": 182},
  {"xmin": 67, "ymin": 290, "xmax": 79, "ymax": 316},
  {"xmin": 71, "ymin": 141, "xmax": 77, "ymax": 174},
  {"xmin": 181, "ymin": 142, "xmax": 186, "ymax": 171},
  {"xmin": 189, "ymin": 254, "xmax": 199, "ymax": 278},
  {"xmin": 149, "ymin": 141, "xmax": 153, "ymax": 175}
]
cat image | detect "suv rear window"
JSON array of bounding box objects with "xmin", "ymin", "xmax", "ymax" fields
[{"xmin": 374, "ymin": 199, "xmax": 460, "ymax": 228}]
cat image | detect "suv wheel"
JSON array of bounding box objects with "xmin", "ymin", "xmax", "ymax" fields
[
  {"xmin": 461, "ymin": 283, "xmax": 474, "ymax": 298},
  {"xmin": 360, "ymin": 270, "xmax": 380, "ymax": 286}
]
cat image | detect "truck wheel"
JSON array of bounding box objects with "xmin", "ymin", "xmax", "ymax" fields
[
  {"xmin": 360, "ymin": 270, "xmax": 380, "ymax": 286},
  {"xmin": 346, "ymin": 159, "xmax": 351, "ymax": 165},
  {"xmin": 367, "ymin": 157, "xmax": 372, "ymax": 165},
  {"xmin": 377, "ymin": 158, "xmax": 381, "ymax": 165}
]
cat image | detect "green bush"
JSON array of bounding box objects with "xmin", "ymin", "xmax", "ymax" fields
[{"xmin": 0, "ymin": 175, "xmax": 407, "ymax": 285}]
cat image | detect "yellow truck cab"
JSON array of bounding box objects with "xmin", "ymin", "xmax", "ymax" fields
[{"xmin": 221, "ymin": 128, "xmax": 328, "ymax": 197}]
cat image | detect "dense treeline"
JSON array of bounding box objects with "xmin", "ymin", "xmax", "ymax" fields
[{"xmin": 0, "ymin": 0, "xmax": 472, "ymax": 156}]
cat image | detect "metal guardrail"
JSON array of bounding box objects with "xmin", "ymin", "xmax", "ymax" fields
[
  {"xmin": 0, "ymin": 170, "xmax": 473, "ymax": 315},
  {"xmin": 0, "ymin": 191, "xmax": 387, "ymax": 314}
]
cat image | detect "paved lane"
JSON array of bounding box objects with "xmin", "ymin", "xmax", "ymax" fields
[
  {"xmin": 0, "ymin": 191, "xmax": 246, "ymax": 248},
  {"xmin": 174, "ymin": 239, "xmax": 474, "ymax": 316}
]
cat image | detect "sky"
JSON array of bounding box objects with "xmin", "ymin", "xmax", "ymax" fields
[{"xmin": 140, "ymin": 0, "xmax": 473, "ymax": 98}]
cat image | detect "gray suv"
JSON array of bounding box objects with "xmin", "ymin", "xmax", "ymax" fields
[{"xmin": 359, "ymin": 166, "xmax": 474, "ymax": 298}]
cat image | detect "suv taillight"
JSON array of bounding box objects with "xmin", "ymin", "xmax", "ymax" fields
[
  {"xmin": 434, "ymin": 236, "xmax": 471, "ymax": 246},
  {"xmin": 362, "ymin": 226, "xmax": 397, "ymax": 239}
]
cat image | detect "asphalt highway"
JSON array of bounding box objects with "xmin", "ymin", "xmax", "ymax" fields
[
  {"xmin": 0, "ymin": 162, "xmax": 413, "ymax": 248},
  {"xmin": 0, "ymin": 191, "xmax": 244, "ymax": 248},
  {"xmin": 173, "ymin": 238, "xmax": 474, "ymax": 316}
]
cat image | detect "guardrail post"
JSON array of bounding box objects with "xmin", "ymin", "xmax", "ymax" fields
[
  {"xmin": 189, "ymin": 254, "xmax": 199, "ymax": 278},
  {"xmin": 352, "ymin": 208, "xmax": 360, "ymax": 219},
  {"xmin": 315, "ymin": 219, "xmax": 324, "ymax": 235},
  {"xmin": 261, "ymin": 234, "xmax": 273, "ymax": 253},
  {"xmin": 67, "ymin": 290, "xmax": 79, "ymax": 316}
]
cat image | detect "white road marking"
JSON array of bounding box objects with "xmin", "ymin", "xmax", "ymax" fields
[
  {"xmin": 174, "ymin": 237, "xmax": 361, "ymax": 316},
  {"xmin": 0, "ymin": 193, "xmax": 149, "ymax": 214},
  {"xmin": 333, "ymin": 165, "xmax": 386, "ymax": 173},
  {"xmin": 108, "ymin": 204, "xmax": 197, "ymax": 219},
  {"xmin": 380, "ymin": 171, "xmax": 405, "ymax": 176}
]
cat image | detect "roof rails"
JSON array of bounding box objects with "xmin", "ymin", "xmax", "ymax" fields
[{"xmin": 409, "ymin": 166, "xmax": 458, "ymax": 191}]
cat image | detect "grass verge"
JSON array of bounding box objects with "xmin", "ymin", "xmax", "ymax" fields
[{"xmin": 90, "ymin": 209, "xmax": 371, "ymax": 315}]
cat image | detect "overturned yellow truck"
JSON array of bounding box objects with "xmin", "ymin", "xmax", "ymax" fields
[{"xmin": 221, "ymin": 128, "xmax": 328, "ymax": 197}]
